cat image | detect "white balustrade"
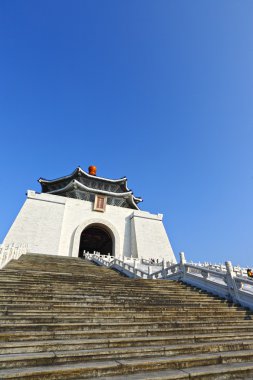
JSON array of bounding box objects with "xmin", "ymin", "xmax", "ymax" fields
[{"xmin": 85, "ymin": 251, "xmax": 253, "ymax": 311}]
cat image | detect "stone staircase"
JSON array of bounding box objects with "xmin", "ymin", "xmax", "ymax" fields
[{"xmin": 1, "ymin": 254, "xmax": 253, "ymax": 379}]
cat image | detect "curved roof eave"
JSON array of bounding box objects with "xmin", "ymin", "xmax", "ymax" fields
[
  {"xmin": 48, "ymin": 179, "xmax": 134, "ymax": 199},
  {"xmin": 78, "ymin": 168, "xmax": 127, "ymax": 185},
  {"xmin": 38, "ymin": 167, "xmax": 127, "ymax": 186},
  {"xmin": 133, "ymin": 196, "xmax": 143, "ymax": 203},
  {"xmin": 48, "ymin": 180, "xmax": 140, "ymax": 209},
  {"xmin": 128, "ymin": 194, "xmax": 140, "ymax": 210}
]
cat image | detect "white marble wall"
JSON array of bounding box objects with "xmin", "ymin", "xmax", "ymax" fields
[
  {"xmin": 131, "ymin": 212, "xmax": 175, "ymax": 262},
  {"xmin": 3, "ymin": 190, "xmax": 176, "ymax": 263},
  {"xmin": 3, "ymin": 191, "xmax": 65, "ymax": 255}
]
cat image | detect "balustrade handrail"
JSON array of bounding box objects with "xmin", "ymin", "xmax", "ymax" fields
[
  {"xmin": 150, "ymin": 263, "xmax": 180, "ymax": 277},
  {"xmin": 189, "ymin": 261, "xmax": 250, "ymax": 276},
  {"xmin": 185, "ymin": 263, "xmax": 226, "ymax": 279},
  {"xmin": 85, "ymin": 253, "xmax": 150, "ymax": 278},
  {"xmin": 234, "ymin": 276, "xmax": 253, "ymax": 286}
]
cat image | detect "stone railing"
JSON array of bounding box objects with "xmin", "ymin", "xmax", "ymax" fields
[
  {"xmin": 85, "ymin": 252, "xmax": 151, "ymax": 278},
  {"xmin": 187, "ymin": 261, "xmax": 249, "ymax": 278},
  {"xmin": 0, "ymin": 243, "xmax": 28, "ymax": 269},
  {"xmin": 85, "ymin": 251, "xmax": 253, "ymax": 311},
  {"xmin": 174, "ymin": 254, "xmax": 253, "ymax": 310}
]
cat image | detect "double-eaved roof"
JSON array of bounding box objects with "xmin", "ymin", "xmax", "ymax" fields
[{"xmin": 38, "ymin": 167, "xmax": 142, "ymax": 210}]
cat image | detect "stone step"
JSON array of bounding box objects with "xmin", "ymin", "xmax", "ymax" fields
[
  {"xmin": 0, "ymin": 315, "xmax": 248, "ymax": 325},
  {"xmin": 0, "ymin": 287, "xmax": 226, "ymax": 298},
  {"xmin": 0, "ymin": 288, "xmax": 235, "ymax": 300},
  {"xmin": 1, "ymin": 306, "xmax": 241, "ymax": 314},
  {"xmin": 0, "ymin": 313, "xmax": 252, "ymax": 324},
  {"xmin": 3, "ymin": 297, "xmax": 227, "ymax": 305},
  {"xmin": 2, "ymin": 324, "xmax": 253, "ymax": 342},
  {"xmin": 0, "ymin": 279, "xmax": 213, "ymax": 287},
  {"xmin": 0, "ymin": 292, "xmax": 215, "ymax": 300},
  {"xmin": 0, "ymin": 276, "xmax": 222, "ymax": 287},
  {"xmin": 0, "ymin": 295, "xmax": 223, "ymax": 304},
  {"xmin": 1, "ymin": 319, "xmax": 253, "ymax": 333},
  {"xmin": 1, "ymin": 305, "xmax": 238, "ymax": 313},
  {"xmin": 0, "ymin": 282, "xmax": 200, "ymax": 288},
  {"xmin": 1, "ymin": 336, "xmax": 253, "ymax": 357},
  {"xmin": 2, "ymin": 351, "xmax": 253, "ymax": 379},
  {"xmin": 1, "ymin": 290, "xmax": 216, "ymax": 297},
  {"xmin": 0, "ymin": 282, "xmax": 218, "ymax": 290},
  {"xmin": 1, "ymin": 310, "xmax": 242, "ymax": 319},
  {"xmin": 0, "ymin": 290, "xmax": 235, "ymax": 300},
  {"xmin": 0, "ymin": 302, "xmax": 241, "ymax": 311},
  {"xmin": 97, "ymin": 362, "xmax": 253, "ymax": 380},
  {"xmin": 2, "ymin": 331, "xmax": 253, "ymax": 346},
  {"xmin": 0, "ymin": 294, "xmax": 227, "ymax": 303},
  {"xmin": 0, "ymin": 308, "xmax": 247, "ymax": 316},
  {"xmin": 22, "ymin": 296, "xmax": 234, "ymax": 301},
  {"xmin": 1, "ymin": 340, "xmax": 253, "ymax": 369}
]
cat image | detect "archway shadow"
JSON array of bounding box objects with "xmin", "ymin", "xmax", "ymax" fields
[{"xmin": 79, "ymin": 225, "xmax": 113, "ymax": 258}]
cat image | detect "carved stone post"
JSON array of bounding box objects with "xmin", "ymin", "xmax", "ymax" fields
[
  {"xmin": 148, "ymin": 265, "xmax": 152, "ymax": 279},
  {"xmin": 162, "ymin": 259, "xmax": 166, "ymax": 279},
  {"xmin": 180, "ymin": 252, "xmax": 186, "ymax": 265},
  {"xmin": 225, "ymin": 261, "xmax": 240, "ymax": 303},
  {"xmin": 133, "ymin": 259, "xmax": 137, "ymax": 277},
  {"xmin": 179, "ymin": 252, "xmax": 186, "ymax": 279}
]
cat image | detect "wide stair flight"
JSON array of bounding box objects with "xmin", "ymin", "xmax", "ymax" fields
[{"xmin": 1, "ymin": 254, "xmax": 253, "ymax": 379}]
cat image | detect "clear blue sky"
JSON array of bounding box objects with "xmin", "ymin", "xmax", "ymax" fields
[{"xmin": 0, "ymin": 1, "xmax": 253, "ymax": 266}]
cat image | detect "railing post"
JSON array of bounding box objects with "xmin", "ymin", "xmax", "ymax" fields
[
  {"xmin": 179, "ymin": 252, "xmax": 186, "ymax": 279},
  {"xmin": 134, "ymin": 260, "xmax": 138, "ymax": 277},
  {"xmin": 225, "ymin": 261, "xmax": 240, "ymax": 303},
  {"xmin": 180, "ymin": 252, "xmax": 186, "ymax": 265},
  {"xmin": 162, "ymin": 259, "xmax": 166, "ymax": 278},
  {"xmin": 148, "ymin": 265, "xmax": 152, "ymax": 279}
]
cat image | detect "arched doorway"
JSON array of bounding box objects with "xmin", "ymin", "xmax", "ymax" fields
[
  {"xmin": 79, "ymin": 225, "xmax": 113, "ymax": 258},
  {"xmin": 71, "ymin": 218, "xmax": 120, "ymax": 259}
]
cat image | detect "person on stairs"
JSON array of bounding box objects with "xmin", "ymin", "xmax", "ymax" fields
[{"xmin": 247, "ymin": 268, "xmax": 253, "ymax": 279}]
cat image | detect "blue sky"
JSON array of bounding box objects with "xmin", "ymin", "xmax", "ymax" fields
[{"xmin": 0, "ymin": 1, "xmax": 253, "ymax": 266}]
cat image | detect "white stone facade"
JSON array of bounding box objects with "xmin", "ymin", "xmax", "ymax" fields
[{"xmin": 3, "ymin": 190, "xmax": 176, "ymax": 263}]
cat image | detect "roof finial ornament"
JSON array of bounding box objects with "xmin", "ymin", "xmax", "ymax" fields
[{"xmin": 88, "ymin": 165, "xmax": 97, "ymax": 176}]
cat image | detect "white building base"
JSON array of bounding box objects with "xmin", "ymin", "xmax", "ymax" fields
[{"xmin": 3, "ymin": 190, "xmax": 176, "ymax": 263}]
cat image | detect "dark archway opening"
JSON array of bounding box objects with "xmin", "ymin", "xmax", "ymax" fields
[{"xmin": 79, "ymin": 226, "xmax": 113, "ymax": 258}]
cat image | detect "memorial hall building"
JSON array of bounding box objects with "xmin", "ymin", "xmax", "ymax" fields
[{"xmin": 3, "ymin": 166, "xmax": 176, "ymax": 263}]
